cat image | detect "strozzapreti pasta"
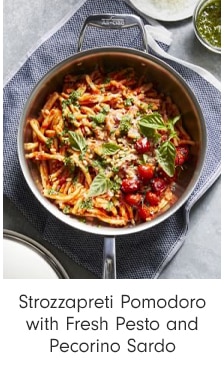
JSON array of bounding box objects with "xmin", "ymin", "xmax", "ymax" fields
[{"xmin": 25, "ymin": 66, "xmax": 194, "ymax": 227}]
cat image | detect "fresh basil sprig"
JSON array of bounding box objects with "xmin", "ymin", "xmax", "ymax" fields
[
  {"xmin": 138, "ymin": 113, "xmax": 167, "ymax": 141},
  {"xmin": 68, "ymin": 131, "xmax": 86, "ymax": 153},
  {"xmin": 167, "ymin": 115, "xmax": 180, "ymax": 140},
  {"xmin": 156, "ymin": 141, "xmax": 176, "ymax": 177},
  {"xmin": 88, "ymin": 173, "xmax": 111, "ymax": 197},
  {"xmin": 138, "ymin": 113, "xmax": 181, "ymax": 176}
]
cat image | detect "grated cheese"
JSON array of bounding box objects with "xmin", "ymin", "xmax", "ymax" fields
[{"xmin": 150, "ymin": 0, "xmax": 195, "ymax": 15}]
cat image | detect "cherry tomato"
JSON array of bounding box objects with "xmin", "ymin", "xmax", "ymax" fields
[
  {"xmin": 124, "ymin": 193, "xmax": 143, "ymax": 206},
  {"xmin": 138, "ymin": 205, "xmax": 152, "ymax": 221},
  {"xmin": 158, "ymin": 168, "xmax": 178, "ymax": 183},
  {"xmin": 151, "ymin": 177, "xmax": 167, "ymax": 194},
  {"xmin": 145, "ymin": 191, "xmax": 160, "ymax": 206},
  {"xmin": 175, "ymin": 145, "xmax": 189, "ymax": 166},
  {"xmin": 121, "ymin": 178, "xmax": 140, "ymax": 193},
  {"xmin": 135, "ymin": 137, "xmax": 150, "ymax": 154},
  {"xmin": 138, "ymin": 164, "xmax": 155, "ymax": 181}
]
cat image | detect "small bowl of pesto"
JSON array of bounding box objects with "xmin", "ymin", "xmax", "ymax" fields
[{"xmin": 193, "ymin": 0, "xmax": 221, "ymax": 53}]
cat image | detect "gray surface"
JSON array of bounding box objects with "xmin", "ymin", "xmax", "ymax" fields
[{"xmin": 3, "ymin": 0, "xmax": 221, "ymax": 279}]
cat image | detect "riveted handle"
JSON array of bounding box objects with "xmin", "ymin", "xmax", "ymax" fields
[
  {"xmin": 78, "ymin": 14, "xmax": 148, "ymax": 52},
  {"xmin": 102, "ymin": 237, "xmax": 116, "ymax": 279}
]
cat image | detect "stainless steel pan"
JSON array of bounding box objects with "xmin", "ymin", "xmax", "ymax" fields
[{"xmin": 18, "ymin": 15, "xmax": 207, "ymax": 278}]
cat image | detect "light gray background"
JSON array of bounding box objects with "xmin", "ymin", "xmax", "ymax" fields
[{"xmin": 3, "ymin": 0, "xmax": 221, "ymax": 279}]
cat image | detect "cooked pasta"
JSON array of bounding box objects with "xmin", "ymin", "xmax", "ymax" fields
[{"xmin": 24, "ymin": 66, "xmax": 194, "ymax": 227}]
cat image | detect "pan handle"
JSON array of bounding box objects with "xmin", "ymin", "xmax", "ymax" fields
[
  {"xmin": 103, "ymin": 237, "xmax": 116, "ymax": 279},
  {"xmin": 77, "ymin": 14, "xmax": 148, "ymax": 53}
]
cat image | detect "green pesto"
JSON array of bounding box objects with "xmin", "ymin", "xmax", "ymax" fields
[{"xmin": 196, "ymin": 1, "xmax": 221, "ymax": 48}]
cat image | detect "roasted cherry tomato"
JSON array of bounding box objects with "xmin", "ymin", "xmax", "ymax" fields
[
  {"xmin": 175, "ymin": 145, "xmax": 189, "ymax": 166},
  {"xmin": 121, "ymin": 178, "xmax": 140, "ymax": 193},
  {"xmin": 124, "ymin": 193, "xmax": 143, "ymax": 206},
  {"xmin": 135, "ymin": 137, "xmax": 150, "ymax": 154},
  {"xmin": 151, "ymin": 177, "xmax": 167, "ymax": 194},
  {"xmin": 145, "ymin": 191, "xmax": 160, "ymax": 206},
  {"xmin": 157, "ymin": 168, "xmax": 178, "ymax": 183},
  {"xmin": 138, "ymin": 164, "xmax": 155, "ymax": 181},
  {"xmin": 138, "ymin": 205, "xmax": 152, "ymax": 221}
]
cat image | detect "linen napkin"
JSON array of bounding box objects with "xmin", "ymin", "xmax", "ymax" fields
[{"xmin": 3, "ymin": 0, "xmax": 221, "ymax": 279}]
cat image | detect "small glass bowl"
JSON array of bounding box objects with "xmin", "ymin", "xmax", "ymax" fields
[{"xmin": 193, "ymin": 0, "xmax": 221, "ymax": 54}]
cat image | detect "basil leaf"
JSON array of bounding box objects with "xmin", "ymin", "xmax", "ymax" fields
[
  {"xmin": 171, "ymin": 115, "xmax": 181, "ymax": 126},
  {"xmin": 88, "ymin": 173, "xmax": 111, "ymax": 197},
  {"xmin": 156, "ymin": 141, "xmax": 176, "ymax": 177},
  {"xmin": 68, "ymin": 131, "xmax": 86, "ymax": 153},
  {"xmin": 167, "ymin": 115, "xmax": 181, "ymax": 140},
  {"xmin": 102, "ymin": 143, "xmax": 120, "ymax": 155},
  {"xmin": 138, "ymin": 113, "xmax": 167, "ymax": 141}
]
